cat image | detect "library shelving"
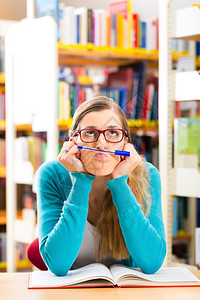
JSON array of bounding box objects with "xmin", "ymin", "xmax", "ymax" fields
[
  {"xmin": 159, "ymin": 2, "xmax": 200, "ymax": 268},
  {"xmin": 57, "ymin": 43, "xmax": 200, "ymax": 69},
  {"xmin": 58, "ymin": 43, "xmax": 159, "ymax": 67},
  {"xmin": 3, "ymin": 14, "xmax": 161, "ymax": 272}
]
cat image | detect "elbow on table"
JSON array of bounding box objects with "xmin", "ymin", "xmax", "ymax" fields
[
  {"xmin": 141, "ymin": 242, "xmax": 167, "ymax": 274},
  {"xmin": 40, "ymin": 247, "xmax": 70, "ymax": 276},
  {"xmin": 48, "ymin": 265, "xmax": 69, "ymax": 277}
]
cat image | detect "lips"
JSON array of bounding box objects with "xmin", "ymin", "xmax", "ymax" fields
[{"xmin": 94, "ymin": 153, "xmax": 108, "ymax": 159}]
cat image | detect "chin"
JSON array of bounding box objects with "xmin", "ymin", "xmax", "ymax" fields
[
  {"xmin": 90, "ymin": 169, "xmax": 112, "ymax": 176},
  {"xmin": 85, "ymin": 163, "xmax": 115, "ymax": 177}
]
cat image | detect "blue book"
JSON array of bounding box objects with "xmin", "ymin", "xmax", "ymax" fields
[
  {"xmin": 100, "ymin": 87, "xmax": 127, "ymax": 115},
  {"xmin": 36, "ymin": 0, "xmax": 60, "ymax": 39},
  {"xmin": 178, "ymin": 197, "xmax": 186, "ymax": 235},
  {"xmin": 118, "ymin": 87, "xmax": 127, "ymax": 115},
  {"xmin": 173, "ymin": 197, "xmax": 178, "ymax": 238},
  {"xmin": 76, "ymin": 14, "xmax": 80, "ymax": 44},
  {"xmin": 130, "ymin": 72, "xmax": 139, "ymax": 120},
  {"xmin": 151, "ymin": 90, "xmax": 158, "ymax": 121},
  {"xmin": 133, "ymin": 62, "xmax": 147, "ymax": 120},
  {"xmin": 196, "ymin": 42, "xmax": 200, "ymax": 58},
  {"xmin": 141, "ymin": 22, "xmax": 146, "ymax": 49},
  {"xmin": 197, "ymin": 198, "xmax": 200, "ymax": 228}
]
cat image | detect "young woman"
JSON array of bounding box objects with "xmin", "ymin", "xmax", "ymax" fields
[{"xmin": 27, "ymin": 96, "xmax": 166, "ymax": 276}]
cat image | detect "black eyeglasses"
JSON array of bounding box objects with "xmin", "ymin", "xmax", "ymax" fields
[{"xmin": 72, "ymin": 128, "xmax": 127, "ymax": 143}]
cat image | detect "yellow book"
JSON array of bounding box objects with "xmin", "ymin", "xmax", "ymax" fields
[
  {"xmin": 59, "ymin": 81, "xmax": 65, "ymax": 120},
  {"xmin": 28, "ymin": 137, "xmax": 34, "ymax": 167},
  {"xmin": 106, "ymin": 12, "xmax": 111, "ymax": 47},
  {"xmin": 137, "ymin": 15, "xmax": 141, "ymax": 48},
  {"xmin": 127, "ymin": 0, "xmax": 133, "ymax": 48},
  {"xmin": 120, "ymin": 16, "xmax": 125, "ymax": 49},
  {"xmin": 117, "ymin": 12, "xmax": 124, "ymax": 48}
]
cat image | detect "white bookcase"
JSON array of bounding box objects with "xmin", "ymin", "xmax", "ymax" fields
[
  {"xmin": 5, "ymin": 16, "xmax": 58, "ymax": 272},
  {"xmin": 159, "ymin": 1, "xmax": 200, "ymax": 267}
]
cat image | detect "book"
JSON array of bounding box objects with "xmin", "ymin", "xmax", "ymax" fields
[
  {"xmin": 28, "ymin": 262, "xmax": 200, "ymax": 289},
  {"xmin": 174, "ymin": 118, "xmax": 200, "ymax": 169},
  {"xmin": 36, "ymin": 0, "xmax": 59, "ymax": 39}
]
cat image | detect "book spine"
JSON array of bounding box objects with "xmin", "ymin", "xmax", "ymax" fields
[
  {"xmin": 76, "ymin": 14, "xmax": 80, "ymax": 44},
  {"xmin": 141, "ymin": 21, "xmax": 146, "ymax": 49},
  {"xmin": 130, "ymin": 72, "xmax": 139, "ymax": 119},
  {"xmin": 173, "ymin": 197, "xmax": 178, "ymax": 238},
  {"xmin": 127, "ymin": 0, "xmax": 133, "ymax": 48},
  {"xmin": 87, "ymin": 9, "xmax": 93, "ymax": 43}
]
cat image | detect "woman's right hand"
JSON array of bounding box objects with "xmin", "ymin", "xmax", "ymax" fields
[{"xmin": 57, "ymin": 139, "xmax": 88, "ymax": 174}]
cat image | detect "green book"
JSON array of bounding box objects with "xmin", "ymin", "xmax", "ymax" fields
[{"xmin": 175, "ymin": 118, "xmax": 200, "ymax": 167}]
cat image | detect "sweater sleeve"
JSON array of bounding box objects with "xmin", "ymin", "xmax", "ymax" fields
[
  {"xmin": 105, "ymin": 163, "xmax": 166, "ymax": 274},
  {"xmin": 37, "ymin": 162, "xmax": 95, "ymax": 276}
]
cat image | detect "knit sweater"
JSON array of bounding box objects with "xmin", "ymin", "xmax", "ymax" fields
[{"xmin": 37, "ymin": 159, "xmax": 166, "ymax": 276}]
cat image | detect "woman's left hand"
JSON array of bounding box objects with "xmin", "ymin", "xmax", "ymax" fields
[{"xmin": 111, "ymin": 143, "xmax": 142, "ymax": 179}]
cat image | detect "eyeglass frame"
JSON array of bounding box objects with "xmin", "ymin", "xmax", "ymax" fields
[{"xmin": 72, "ymin": 128, "xmax": 128, "ymax": 143}]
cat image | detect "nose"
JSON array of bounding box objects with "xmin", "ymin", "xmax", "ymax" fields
[{"xmin": 95, "ymin": 132, "xmax": 107, "ymax": 149}]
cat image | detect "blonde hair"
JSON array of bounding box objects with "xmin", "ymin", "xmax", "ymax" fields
[{"xmin": 69, "ymin": 96, "xmax": 151, "ymax": 261}]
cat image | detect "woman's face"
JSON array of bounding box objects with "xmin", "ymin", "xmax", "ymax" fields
[{"xmin": 74, "ymin": 109, "xmax": 127, "ymax": 176}]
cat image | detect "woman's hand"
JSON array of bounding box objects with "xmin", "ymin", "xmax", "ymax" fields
[
  {"xmin": 57, "ymin": 139, "xmax": 88, "ymax": 174},
  {"xmin": 111, "ymin": 143, "xmax": 142, "ymax": 179}
]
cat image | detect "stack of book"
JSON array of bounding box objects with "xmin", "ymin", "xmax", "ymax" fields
[{"xmin": 57, "ymin": 63, "xmax": 158, "ymax": 121}]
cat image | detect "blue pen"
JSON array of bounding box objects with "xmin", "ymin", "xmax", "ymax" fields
[{"xmin": 77, "ymin": 145, "xmax": 130, "ymax": 157}]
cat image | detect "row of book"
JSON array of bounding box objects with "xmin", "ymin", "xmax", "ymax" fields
[
  {"xmin": 58, "ymin": 63, "xmax": 158, "ymax": 121},
  {"xmin": 173, "ymin": 197, "xmax": 200, "ymax": 238},
  {"xmin": 175, "ymin": 101, "xmax": 200, "ymax": 119},
  {"xmin": 0, "ymin": 91, "xmax": 5, "ymax": 121},
  {"xmin": 15, "ymin": 135, "xmax": 47, "ymax": 173},
  {"xmin": 58, "ymin": 2, "xmax": 159, "ymax": 51},
  {"xmin": 36, "ymin": 0, "xmax": 197, "ymax": 55},
  {"xmin": 132, "ymin": 134, "xmax": 158, "ymax": 169},
  {"xmin": 0, "ymin": 232, "xmax": 30, "ymax": 264},
  {"xmin": 0, "ymin": 139, "xmax": 5, "ymax": 167}
]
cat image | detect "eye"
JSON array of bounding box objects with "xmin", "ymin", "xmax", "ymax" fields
[
  {"xmin": 85, "ymin": 130, "xmax": 96, "ymax": 136},
  {"xmin": 109, "ymin": 130, "xmax": 119, "ymax": 136}
]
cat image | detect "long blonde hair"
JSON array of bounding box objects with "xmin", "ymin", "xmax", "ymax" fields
[{"xmin": 69, "ymin": 96, "xmax": 151, "ymax": 261}]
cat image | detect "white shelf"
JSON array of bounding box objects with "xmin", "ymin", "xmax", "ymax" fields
[
  {"xmin": 174, "ymin": 6, "xmax": 200, "ymax": 41},
  {"xmin": 171, "ymin": 168, "xmax": 200, "ymax": 198},
  {"xmin": 174, "ymin": 71, "xmax": 200, "ymax": 101},
  {"xmin": 14, "ymin": 161, "xmax": 34, "ymax": 185}
]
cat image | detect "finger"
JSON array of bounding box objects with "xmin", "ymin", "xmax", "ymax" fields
[{"xmin": 62, "ymin": 141, "xmax": 75, "ymax": 153}]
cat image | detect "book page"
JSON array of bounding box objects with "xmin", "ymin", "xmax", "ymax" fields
[
  {"xmin": 110, "ymin": 265, "xmax": 200, "ymax": 284},
  {"xmin": 29, "ymin": 263, "xmax": 115, "ymax": 288}
]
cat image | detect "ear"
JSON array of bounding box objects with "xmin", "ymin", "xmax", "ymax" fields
[{"xmin": 124, "ymin": 136, "xmax": 129, "ymax": 144}]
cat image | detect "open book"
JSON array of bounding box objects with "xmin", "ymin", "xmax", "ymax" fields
[{"xmin": 28, "ymin": 263, "xmax": 200, "ymax": 289}]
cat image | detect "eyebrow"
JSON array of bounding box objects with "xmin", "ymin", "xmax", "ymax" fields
[{"xmin": 83, "ymin": 125, "xmax": 121, "ymax": 129}]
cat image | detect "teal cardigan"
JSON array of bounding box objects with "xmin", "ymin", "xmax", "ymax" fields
[{"xmin": 37, "ymin": 159, "xmax": 166, "ymax": 276}]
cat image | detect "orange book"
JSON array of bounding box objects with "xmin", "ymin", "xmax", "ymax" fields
[
  {"xmin": 108, "ymin": 0, "xmax": 133, "ymax": 49},
  {"xmin": 116, "ymin": 12, "xmax": 124, "ymax": 48}
]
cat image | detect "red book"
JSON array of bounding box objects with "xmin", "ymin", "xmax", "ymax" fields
[
  {"xmin": 142, "ymin": 86, "xmax": 149, "ymax": 120},
  {"xmin": 133, "ymin": 13, "xmax": 139, "ymax": 48}
]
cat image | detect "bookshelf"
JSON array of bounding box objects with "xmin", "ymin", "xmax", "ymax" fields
[
  {"xmin": 159, "ymin": 1, "xmax": 200, "ymax": 267},
  {"xmin": 58, "ymin": 43, "xmax": 159, "ymax": 67},
  {"xmin": 4, "ymin": 1, "xmax": 193, "ymax": 272}
]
